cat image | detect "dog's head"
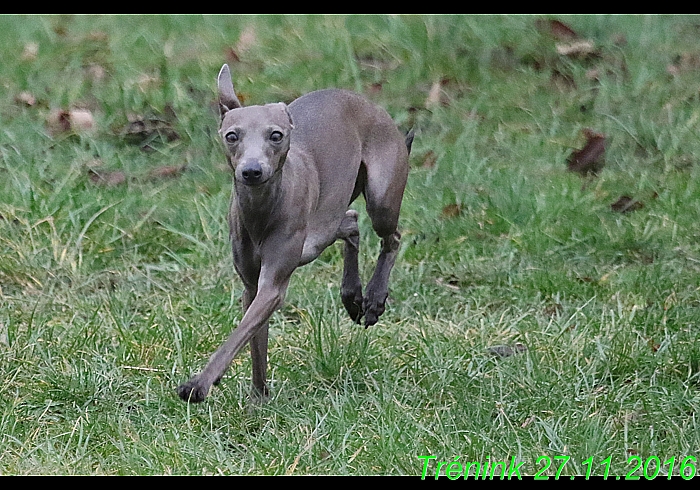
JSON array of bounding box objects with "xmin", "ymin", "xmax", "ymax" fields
[{"xmin": 217, "ymin": 64, "xmax": 294, "ymax": 187}]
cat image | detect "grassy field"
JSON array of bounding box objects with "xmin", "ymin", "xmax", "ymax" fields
[{"xmin": 1, "ymin": 14, "xmax": 700, "ymax": 476}]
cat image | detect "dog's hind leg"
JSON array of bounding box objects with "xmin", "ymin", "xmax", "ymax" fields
[
  {"xmin": 242, "ymin": 287, "xmax": 270, "ymax": 398},
  {"xmin": 211, "ymin": 286, "xmax": 268, "ymax": 398},
  {"xmin": 363, "ymin": 230, "xmax": 401, "ymax": 327},
  {"xmin": 361, "ymin": 135, "xmax": 409, "ymax": 327},
  {"xmin": 337, "ymin": 209, "xmax": 364, "ymax": 323}
]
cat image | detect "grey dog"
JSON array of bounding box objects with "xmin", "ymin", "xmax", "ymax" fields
[{"xmin": 177, "ymin": 64, "xmax": 411, "ymax": 403}]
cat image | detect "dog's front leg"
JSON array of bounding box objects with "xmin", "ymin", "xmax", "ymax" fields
[
  {"xmin": 178, "ymin": 232, "xmax": 303, "ymax": 404},
  {"xmin": 247, "ymin": 286, "xmax": 270, "ymax": 398},
  {"xmin": 177, "ymin": 280, "xmax": 289, "ymax": 403}
]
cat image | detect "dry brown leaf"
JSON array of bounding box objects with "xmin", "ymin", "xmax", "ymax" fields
[
  {"xmin": 667, "ymin": 52, "xmax": 700, "ymax": 76},
  {"xmin": 611, "ymin": 33, "xmax": 627, "ymax": 46},
  {"xmin": 21, "ymin": 42, "xmax": 39, "ymax": 61},
  {"xmin": 567, "ymin": 128, "xmax": 606, "ymax": 176},
  {"xmin": 366, "ymin": 82, "xmax": 383, "ymax": 95},
  {"xmin": 440, "ymin": 203, "xmax": 462, "ymax": 219},
  {"xmin": 68, "ymin": 109, "xmax": 95, "ymax": 132},
  {"xmin": 425, "ymin": 80, "xmax": 444, "ymax": 108},
  {"xmin": 15, "ymin": 91, "xmax": 36, "ymax": 106},
  {"xmin": 88, "ymin": 169, "xmax": 127, "ymax": 187},
  {"xmin": 667, "ymin": 64, "xmax": 681, "ymax": 77},
  {"xmin": 536, "ymin": 19, "xmax": 580, "ymax": 41},
  {"xmin": 137, "ymin": 74, "xmax": 160, "ymax": 91},
  {"xmin": 85, "ymin": 63, "xmax": 107, "ymax": 82},
  {"xmin": 611, "ymin": 195, "xmax": 644, "ymax": 213},
  {"xmin": 47, "ymin": 108, "xmax": 96, "ymax": 135},
  {"xmin": 648, "ymin": 338, "xmax": 661, "ymax": 353},
  {"xmin": 235, "ymin": 25, "xmax": 258, "ymax": 55},
  {"xmin": 586, "ymin": 68, "xmax": 601, "ymax": 81},
  {"xmin": 556, "ymin": 40, "xmax": 597, "ymax": 58},
  {"xmin": 435, "ymin": 275, "xmax": 460, "ymax": 291},
  {"xmin": 224, "ymin": 46, "xmax": 241, "ymax": 64},
  {"xmin": 46, "ymin": 110, "xmax": 72, "ymax": 134},
  {"xmin": 356, "ymin": 54, "xmax": 400, "ymax": 72},
  {"xmin": 543, "ymin": 303, "xmax": 563, "ymax": 317},
  {"xmin": 551, "ymin": 69, "xmax": 576, "ymax": 90},
  {"xmin": 147, "ymin": 165, "xmax": 187, "ymax": 180},
  {"xmin": 119, "ymin": 113, "xmax": 179, "ymax": 148},
  {"xmin": 421, "ymin": 150, "xmax": 438, "ymax": 168},
  {"xmin": 86, "ymin": 31, "xmax": 109, "ymax": 43}
]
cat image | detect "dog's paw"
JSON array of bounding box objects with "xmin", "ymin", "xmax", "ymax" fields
[
  {"xmin": 341, "ymin": 293, "xmax": 364, "ymax": 324},
  {"xmin": 177, "ymin": 377, "xmax": 210, "ymax": 403},
  {"xmin": 341, "ymin": 282, "xmax": 364, "ymax": 324},
  {"xmin": 363, "ymin": 291, "xmax": 387, "ymax": 327}
]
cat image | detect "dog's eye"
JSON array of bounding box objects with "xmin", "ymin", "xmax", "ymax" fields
[
  {"xmin": 225, "ymin": 132, "xmax": 239, "ymax": 143},
  {"xmin": 269, "ymin": 131, "xmax": 283, "ymax": 143}
]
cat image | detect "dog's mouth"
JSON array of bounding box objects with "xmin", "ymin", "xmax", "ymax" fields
[{"xmin": 237, "ymin": 176, "xmax": 270, "ymax": 187}]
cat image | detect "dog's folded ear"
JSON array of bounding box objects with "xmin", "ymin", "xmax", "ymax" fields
[
  {"xmin": 218, "ymin": 64, "xmax": 242, "ymax": 115},
  {"xmin": 278, "ymin": 102, "xmax": 294, "ymax": 129}
]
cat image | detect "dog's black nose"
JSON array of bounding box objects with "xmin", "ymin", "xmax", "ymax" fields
[{"xmin": 240, "ymin": 161, "xmax": 264, "ymax": 184}]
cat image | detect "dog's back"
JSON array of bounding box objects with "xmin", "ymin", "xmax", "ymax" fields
[{"xmin": 289, "ymin": 89, "xmax": 409, "ymax": 238}]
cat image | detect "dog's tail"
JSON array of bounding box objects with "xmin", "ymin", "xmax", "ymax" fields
[{"xmin": 405, "ymin": 128, "xmax": 415, "ymax": 155}]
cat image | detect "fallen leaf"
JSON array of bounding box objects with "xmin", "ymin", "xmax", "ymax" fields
[
  {"xmin": 585, "ymin": 68, "xmax": 601, "ymax": 81},
  {"xmin": 46, "ymin": 110, "xmax": 71, "ymax": 135},
  {"xmin": 21, "ymin": 42, "xmax": 39, "ymax": 61},
  {"xmin": 14, "ymin": 91, "xmax": 36, "ymax": 106},
  {"xmin": 88, "ymin": 169, "xmax": 127, "ymax": 187},
  {"xmin": 611, "ymin": 33, "xmax": 627, "ymax": 46},
  {"xmin": 556, "ymin": 40, "xmax": 597, "ymax": 58},
  {"xmin": 648, "ymin": 338, "xmax": 660, "ymax": 353},
  {"xmin": 235, "ymin": 25, "xmax": 258, "ymax": 55},
  {"xmin": 567, "ymin": 128, "xmax": 606, "ymax": 176},
  {"xmin": 435, "ymin": 275, "xmax": 460, "ymax": 291},
  {"xmin": 224, "ymin": 46, "xmax": 241, "ymax": 64},
  {"xmin": 356, "ymin": 53, "xmax": 399, "ymax": 71},
  {"xmin": 666, "ymin": 64, "xmax": 681, "ymax": 77},
  {"xmin": 536, "ymin": 18, "xmax": 580, "ymax": 41},
  {"xmin": 441, "ymin": 203, "xmax": 462, "ymax": 219},
  {"xmin": 425, "ymin": 80, "xmax": 445, "ymax": 108},
  {"xmin": 489, "ymin": 45, "xmax": 518, "ymax": 71},
  {"xmin": 86, "ymin": 31, "xmax": 109, "ymax": 43},
  {"xmin": 46, "ymin": 108, "xmax": 95, "ymax": 135},
  {"xmin": 551, "ymin": 69, "xmax": 576, "ymax": 90},
  {"xmin": 119, "ymin": 114, "xmax": 179, "ymax": 149},
  {"xmin": 543, "ymin": 303, "xmax": 563, "ymax": 317},
  {"xmin": 421, "ymin": 150, "xmax": 438, "ymax": 168},
  {"xmin": 611, "ymin": 195, "xmax": 644, "ymax": 213},
  {"xmin": 147, "ymin": 164, "xmax": 187, "ymax": 180},
  {"xmin": 487, "ymin": 343, "xmax": 528, "ymax": 358},
  {"xmin": 85, "ymin": 63, "xmax": 107, "ymax": 82},
  {"xmin": 137, "ymin": 74, "xmax": 160, "ymax": 91},
  {"xmin": 667, "ymin": 52, "xmax": 700, "ymax": 76},
  {"xmin": 68, "ymin": 109, "xmax": 95, "ymax": 132},
  {"xmin": 366, "ymin": 82, "xmax": 383, "ymax": 95}
]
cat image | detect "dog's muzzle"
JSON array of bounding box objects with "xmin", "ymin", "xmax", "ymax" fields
[{"xmin": 239, "ymin": 160, "xmax": 265, "ymax": 186}]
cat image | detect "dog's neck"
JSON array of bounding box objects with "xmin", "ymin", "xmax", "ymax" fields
[{"xmin": 233, "ymin": 169, "xmax": 285, "ymax": 239}]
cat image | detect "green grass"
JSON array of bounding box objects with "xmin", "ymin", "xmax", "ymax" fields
[{"xmin": 1, "ymin": 14, "xmax": 700, "ymax": 476}]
